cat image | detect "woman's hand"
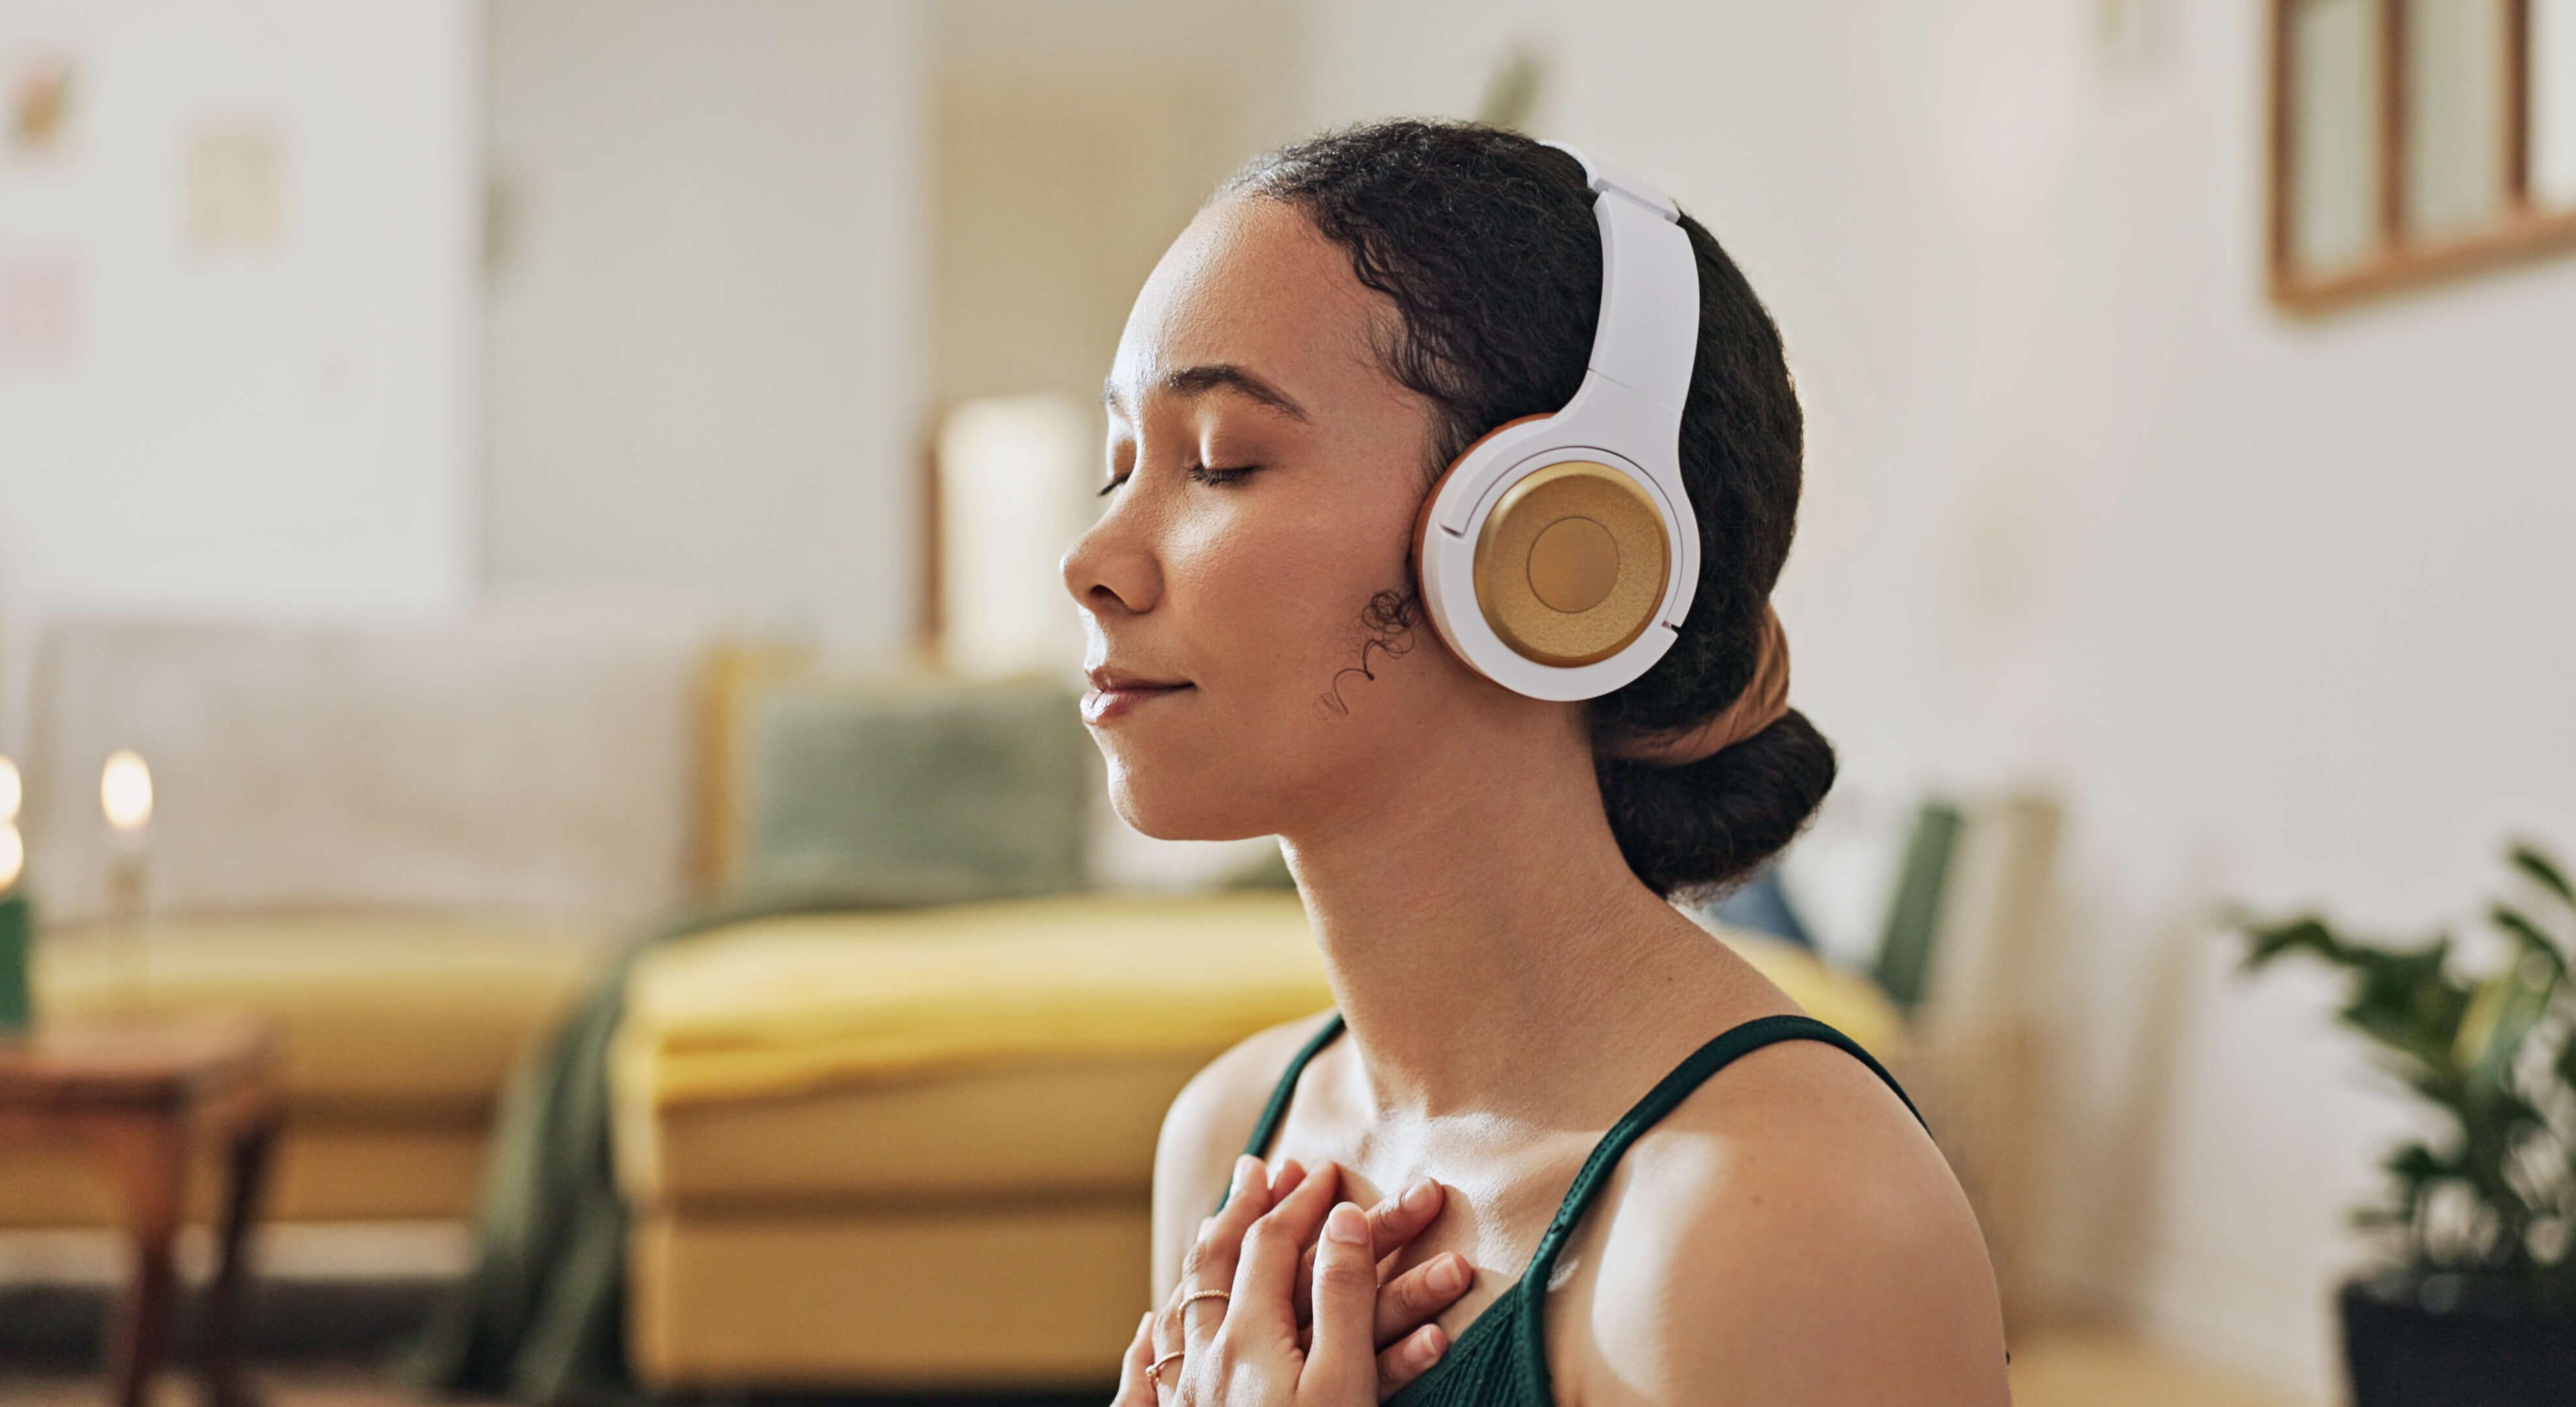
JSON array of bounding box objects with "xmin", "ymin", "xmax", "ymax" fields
[
  {"xmin": 1113, "ymin": 1156, "xmax": 1462, "ymax": 1405},
  {"xmin": 1286, "ymin": 1168, "xmax": 1473, "ymax": 1355},
  {"xmin": 1148, "ymin": 1155, "xmax": 1472, "ymax": 1396}
]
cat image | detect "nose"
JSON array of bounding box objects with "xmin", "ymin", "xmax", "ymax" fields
[{"xmin": 1061, "ymin": 495, "xmax": 1163, "ymax": 621}]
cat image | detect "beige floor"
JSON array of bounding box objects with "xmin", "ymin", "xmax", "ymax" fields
[
  {"xmin": 1, "ymin": 1322, "xmax": 2320, "ymax": 1407},
  {"xmin": 2007, "ymin": 1322, "xmax": 2321, "ymax": 1407}
]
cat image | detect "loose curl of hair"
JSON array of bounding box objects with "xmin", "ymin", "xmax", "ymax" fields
[{"xmin": 1224, "ymin": 118, "xmax": 1833, "ymax": 903}]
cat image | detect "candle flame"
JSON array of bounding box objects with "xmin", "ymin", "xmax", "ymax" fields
[
  {"xmin": 0, "ymin": 824, "xmax": 20, "ymax": 891},
  {"xmin": 102, "ymin": 750, "xmax": 154, "ymax": 833},
  {"xmin": 0, "ymin": 756, "xmax": 17, "ymax": 825}
]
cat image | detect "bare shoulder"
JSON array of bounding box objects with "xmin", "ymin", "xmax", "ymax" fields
[
  {"xmin": 1550, "ymin": 1035, "xmax": 2010, "ymax": 1407},
  {"xmin": 1148, "ymin": 1007, "xmax": 1342, "ymax": 1301}
]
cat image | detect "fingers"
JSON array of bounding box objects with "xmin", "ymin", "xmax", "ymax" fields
[
  {"xmin": 1189, "ymin": 1155, "xmax": 1275, "ymax": 1310},
  {"xmin": 1370, "ymin": 1251, "xmax": 1474, "ymax": 1349},
  {"xmin": 1293, "ymin": 1176, "xmax": 1448, "ymax": 1325},
  {"xmin": 1110, "ymin": 1310, "xmax": 1157, "ymax": 1407},
  {"xmin": 1164, "ymin": 1154, "xmax": 1282, "ymax": 1367},
  {"xmin": 1269, "ymin": 1157, "xmax": 1309, "ymax": 1203},
  {"xmin": 1375, "ymin": 1322, "xmax": 1452, "ymax": 1402},
  {"xmin": 1228, "ymin": 1159, "xmax": 1342, "ymax": 1341},
  {"xmin": 1371, "ymin": 1176, "xmax": 1448, "ymax": 1263},
  {"xmin": 1301, "ymin": 1201, "xmax": 1395, "ymax": 1400}
]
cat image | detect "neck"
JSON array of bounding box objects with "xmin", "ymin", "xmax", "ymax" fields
[{"xmin": 1275, "ymin": 707, "xmax": 1739, "ymax": 1123}]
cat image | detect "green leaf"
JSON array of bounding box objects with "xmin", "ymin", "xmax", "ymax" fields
[
  {"xmin": 2455, "ymin": 969, "xmax": 2515, "ymax": 1071},
  {"xmin": 2350, "ymin": 1000, "xmax": 2453, "ymax": 1071},
  {"xmin": 2455, "ymin": 960, "xmax": 2557, "ymax": 1090},
  {"xmin": 2510, "ymin": 844, "xmax": 2576, "ymax": 908},
  {"xmin": 2336, "ymin": 938, "xmax": 2475, "ymax": 1072},
  {"xmin": 2494, "ymin": 905, "xmax": 2571, "ymax": 978},
  {"xmin": 2385, "ymin": 1141, "xmax": 2450, "ymax": 1184},
  {"xmin": 2236, "ymin": 915, "xmax": 2344, "ymax": 972}
]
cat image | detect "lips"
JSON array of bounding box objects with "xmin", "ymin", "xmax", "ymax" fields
[{"xmin": 1081, "ymin": 669, "xmax": 1193, "ymax": 726}]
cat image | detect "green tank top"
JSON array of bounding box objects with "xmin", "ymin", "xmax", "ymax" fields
[{"xmin": 1215, "ymin": 1010, "xmax": 1939, "ymax": 1407}]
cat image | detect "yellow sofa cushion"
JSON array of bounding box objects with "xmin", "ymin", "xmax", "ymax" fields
[
  {"xmin": 631, "ymin": 1202, "xmax": 1148, "ymax": 1389},
  {"xmin": 34, "ymin": 914, "xmax": 606, "ymax": 1117},
  {"xmin": 619, "ymin": 1051, "xmax": 1212, "ymax": 1208},
  {"xmin": 610, "ymin": 889, "xmax": 1332, "ymax": 1111}
]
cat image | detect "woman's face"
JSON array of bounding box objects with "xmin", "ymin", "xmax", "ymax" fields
[{"xmin": 1063, "ymin": 190, "xmax": 1485, "ymax": 842}]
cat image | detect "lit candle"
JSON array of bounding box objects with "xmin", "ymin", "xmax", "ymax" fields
[
  {"xmin": 99, "ymin": 749, "xmax": 153, "ymax": 1009},
  {"xmin": 102, "ymin": 748, "xmax": 154, "ymax": 844},
  {"xmin": 0, "ymin": 755, "xmax": 27, "ymax": 1031}
]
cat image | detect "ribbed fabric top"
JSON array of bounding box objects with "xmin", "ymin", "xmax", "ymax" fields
[{"xmin": 1215, "ymin": 1010, "xmax": 1933, "ymax": 1407}]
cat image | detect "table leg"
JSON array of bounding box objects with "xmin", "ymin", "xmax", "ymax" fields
[
  {"xmin": 99, "ymin": 1115, "xmax": 188, "ymax": 1407},
  {"xmin": 200, "ymin": 1104, "xmax": 278, "ymax": 1407}
]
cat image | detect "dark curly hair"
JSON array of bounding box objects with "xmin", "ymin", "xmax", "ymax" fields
[{"xmin": 1222, "ymin": 118, "xmax": 1831, "ymax": 901}]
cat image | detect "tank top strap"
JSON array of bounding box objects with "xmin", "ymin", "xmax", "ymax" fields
[
  {"xmin": 1515, "ymin": 1013, "xmax": 1928, "ymax": 1300},
  {"xmin": 1214, "ymin": 1011, "xmax": 1350, "ymax": 1216}
]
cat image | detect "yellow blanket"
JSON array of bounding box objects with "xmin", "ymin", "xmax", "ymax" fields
[
  {"xmin": 614, "ymin": 889, "xmax": 1333, "ymax": 1108},
  {"xmin": 613, "ymin": 889, "xmax": 1904, "ymax": 1110}
]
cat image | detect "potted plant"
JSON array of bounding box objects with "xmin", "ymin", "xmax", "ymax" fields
[{"xmin": 2234, "ymin": 842, "xmax": 2576, "ymax": 1407}]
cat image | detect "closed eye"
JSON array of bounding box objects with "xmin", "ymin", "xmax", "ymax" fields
[{"xmin": 1095, "ymin": 463, "xmax": 1262, "ymax": 496}]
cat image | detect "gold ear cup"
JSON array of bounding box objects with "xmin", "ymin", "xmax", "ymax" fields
[{"xmin": 1472, "ymin": 461, "xmax": 1670, "ymax": 667}]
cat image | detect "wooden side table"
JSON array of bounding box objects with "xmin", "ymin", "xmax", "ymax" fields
[{"xmin": 0, "ymin": 1016, "xmax": 282, "ymax": 1407}]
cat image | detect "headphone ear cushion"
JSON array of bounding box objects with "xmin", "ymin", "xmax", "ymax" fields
[{"xmin": 1409, "ymin": 413, "xmax": 1555, "ymax": 593}]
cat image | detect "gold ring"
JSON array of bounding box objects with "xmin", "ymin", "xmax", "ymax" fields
[
  {"xmin": 1181, "ymin": 1288, "xmax": 1230, "ymax": 1310},
  {"xmin": 1146, "ymin": 1348, "xmax": 1186, "ymax": 1385}
]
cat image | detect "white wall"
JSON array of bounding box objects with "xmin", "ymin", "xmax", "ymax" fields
[
  {"xmin": 0, "ymin": 0, "xmax": 482, "ymax": 739},
  {"xmin": 931, "ymin": 0, "xmax": 1306, "ymax": 410},
  {"xmin": 481, "ymin": 0, "xmax": 929, "ymax": 655},
  {"xmin": 1292, "ymin": 0, "xmax": 2576, "ymax": 1397}
]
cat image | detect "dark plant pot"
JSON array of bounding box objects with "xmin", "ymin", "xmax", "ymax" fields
[{"xmin": 2341, "ymin": 1270, "xmax": 2576, "ymax": 1407}]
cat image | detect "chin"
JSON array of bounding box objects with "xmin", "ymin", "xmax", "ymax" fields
[{"xmin": 1101, "ymin": 756, "xmax": 1274, "ymax": 842}]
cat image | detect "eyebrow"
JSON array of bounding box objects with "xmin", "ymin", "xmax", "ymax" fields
[{"xmin": 1100, "ymin": 363, "xmax": 1311, "ymax": 424}]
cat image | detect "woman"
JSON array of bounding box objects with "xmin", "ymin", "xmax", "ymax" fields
[{"xmin": 1068, "ymin": 120, "xmax": 2010, "ymax": 1406}]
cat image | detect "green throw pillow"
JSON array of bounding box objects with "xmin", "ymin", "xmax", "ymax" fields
[{"xmin": 735, "ymin": 674, "xmax": 1093, "ymax": 904}]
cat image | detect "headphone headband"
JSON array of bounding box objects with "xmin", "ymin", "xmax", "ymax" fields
[{"xmin": 1539, "ymin": 140, "xmax": 1699, "ymax": 416}]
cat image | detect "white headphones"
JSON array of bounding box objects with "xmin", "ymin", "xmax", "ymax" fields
[{"xmin": 1407, "ymin": 140, "xmax": 1701, "ymax": 703}]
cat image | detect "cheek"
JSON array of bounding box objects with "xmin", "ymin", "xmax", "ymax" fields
[{"xmin": 1177, "ymin": 502, "xmax": 1409, "ymax": 695}]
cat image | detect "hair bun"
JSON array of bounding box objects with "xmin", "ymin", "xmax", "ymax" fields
[{"xmin": 1595, "ymin": 708, "xmax": 1835, "ymax": 901}]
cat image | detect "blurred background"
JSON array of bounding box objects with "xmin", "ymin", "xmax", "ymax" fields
[{"xmin": 2, "ymin": 1, "xmax": 2574, "ymax": 1406}]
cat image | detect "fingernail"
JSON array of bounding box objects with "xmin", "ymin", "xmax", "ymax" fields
[
  {"xmin": 1420, "ymin": 1325, "xmax": 1450, "ymax": 1359},
  {"xmin": 1430, "ymin": 1254, "xmax": 1468, "ymax": 1295},
  {"xmin": 1403, "ymin": 1176, "xmax": 1439, "ymax": 1215},
  {"xmin": 1197, "ymin": 1217, "xmax": 1215, "ymax": 1240},
  {"xmin": 1235, "ymin": 1153, "xmax": 1262, "ymax": 1187},
  {"xmin": 1325, "ymin": 1201, "xmax": 1369, "ymax": 1244},
  {"xmin": 1277, "ymin": 1158, "xmax": 1303, "ymax": 1182}
]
